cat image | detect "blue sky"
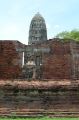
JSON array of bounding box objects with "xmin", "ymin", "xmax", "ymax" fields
[{"xmin": 0, "ymin": 0, "xmax": 79, "ymax": 44}]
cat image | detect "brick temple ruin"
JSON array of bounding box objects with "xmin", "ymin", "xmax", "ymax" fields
[{"xmin": 0, "ymin": 13, "xmax": 79, "ymax": 117}]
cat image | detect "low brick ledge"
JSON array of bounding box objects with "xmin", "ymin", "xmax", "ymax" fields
[{"xmin": 0, "ymin": 79, "xmax": 79, "ymax": 90}]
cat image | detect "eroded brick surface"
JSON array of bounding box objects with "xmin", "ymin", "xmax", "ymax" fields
[
  {"xmin": 0, "ymin": 39, "xmax": 79, "ymax": 116},
  {"xmin": 24, "ymin": 39, "xmax": 79, "ymax": 79},
  {"xmin": 1, "ymin": 39, "xmax": 79, "ymax": 80},
  {"xmin": 0, "ymin": 40, "xmax": 24, "ymax": 79},
  {"xmin": 0, "ymin": 80, "xmax": 78, "ymax": 116}
]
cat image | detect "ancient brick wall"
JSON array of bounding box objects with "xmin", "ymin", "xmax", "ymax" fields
[
  {"xmin": 0, "ymin": 40, "xmax": 24, "ymax": 79},
  {"xmin": 24, "ymin": 39, "xmax": 79, "ymax": 80},
  {"xmin": 43, "ymin": 40, "xmax": 79, "ymax": 80},
  {"xmin": 1, "ymin": 89, "xmax": 79, "ymax": 112},
  {"xmin": 70, "ymin": 41, "xmax": 79, "ymax": 79},
  {"xmin": 24, "ymin": 39, "xmax": 71, "ymax": 79},
  {"xmin": 0, "ymin": 39, "xmax": 79, "ymax": 80},
  {"xmin": 0, "ymin": 80, "xmax": 79, "ymax": 116},
  {"xmin": 41, "ymin": 40, "xmax": 72, "ymax": 79}
]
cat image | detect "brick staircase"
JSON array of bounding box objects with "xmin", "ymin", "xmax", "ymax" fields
[{"xmin": 0, "ymin": 108, "xmax": 79, "ymax": 117}]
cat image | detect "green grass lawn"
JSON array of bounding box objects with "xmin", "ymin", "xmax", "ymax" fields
[{"xmin": 0, "ymin": 117, "xmax": 79, "ymax": 120}]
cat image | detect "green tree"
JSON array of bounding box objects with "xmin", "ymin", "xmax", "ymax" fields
[{"xmin": 56, "ymin": 29, "xmax": 79, "ymax": 41}]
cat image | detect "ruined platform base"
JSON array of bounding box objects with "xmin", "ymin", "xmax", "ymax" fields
[{"xmin": 0, "ymin": 79, "xmax": 79, "ymax": 117}]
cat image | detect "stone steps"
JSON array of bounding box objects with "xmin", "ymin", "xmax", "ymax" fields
[{"xmin": 0, "ymin": 109, "xmax": 79, "ymax": 117}]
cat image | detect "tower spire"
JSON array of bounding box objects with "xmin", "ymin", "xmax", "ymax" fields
[{"xmin": 28, "ymin": 13, "xmax": 47, "ymax": 45}]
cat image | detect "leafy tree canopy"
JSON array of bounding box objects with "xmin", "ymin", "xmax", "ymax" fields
[{"xmin": 55, "ymin": 29, "xmax": 79, "ymax": 41}]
